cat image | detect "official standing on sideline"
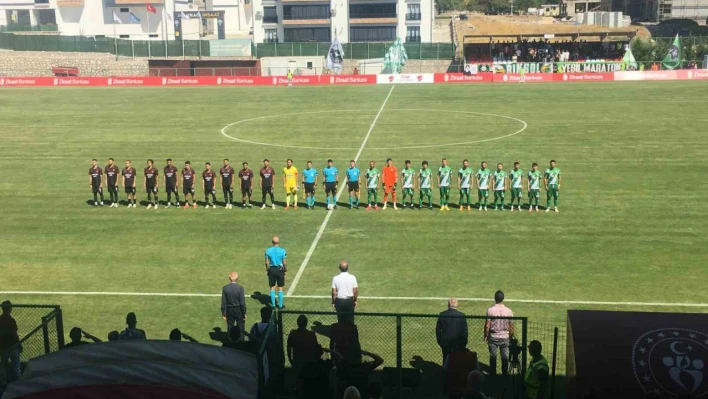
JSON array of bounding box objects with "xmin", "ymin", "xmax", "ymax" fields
[
  {"xmin": 221, "ymin": 271, "xmax": 246, "ymax": 340},
  {"xmin": 484, "ymin": 290, "xmax": 514, "ymax": 376},
  {"xmin": 435, "ymin": 298, "xmax": 468, "ymax": 363},
  {"xmin": 265, "ymin": 236, "xmax": 287, "ymax": 309},
  {"xmin": 331, "ymin": 260, "xmax": 358, "ymax": 323}
]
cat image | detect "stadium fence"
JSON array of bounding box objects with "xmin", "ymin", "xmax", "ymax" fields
[
  {"xmin": 1, "ymin": 305, "xmax": 64, "ymax": 388},
  {"xmin": 273, "ymin": 310, "xmax": 564, "ymax": 398}
]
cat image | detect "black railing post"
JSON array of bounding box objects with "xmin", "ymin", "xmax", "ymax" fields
[
  {"xmin": 551, "ymin": 326, "xmax": 559, "ymax": 399},
  {"xmin": 1, "ymin": 350, "xmax": 8, "ymax": 386},
  {"xmin": 521, "ymin": 318, "xmax": 528, "ymax": 374},
  {"xmin": 41, "ymin": 316, "xmax": 50, "ymax": 354},
  {"xmin": 56, "ymin": 308, "xmax": 65, "ymax": 349},
  {"xmin": 396, "ymin": 314, "xmax": 402, "ymax": 399}
]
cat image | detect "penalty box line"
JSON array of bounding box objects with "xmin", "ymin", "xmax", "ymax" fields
[
  {"xmin": 2, "ymin": 291, "xmax": 708, "ymax": 308},
  {"xmin": 286, "ymin": 86, "xmax": 396, "ymax": 296}
]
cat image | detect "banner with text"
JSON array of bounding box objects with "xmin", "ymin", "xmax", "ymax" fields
[
  {"xmin": 477, "ymin": 62, "xmax": 552, "ymax": 74},
  {"xmin": 556, "ymin": 62, "xmax": 627, "ymax": 73}
]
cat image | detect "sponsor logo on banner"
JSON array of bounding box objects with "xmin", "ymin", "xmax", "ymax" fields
[
  {"xmin": 377, "ymin": 74, "xmax": 434, "ymax": 84},
  {"xmin": 162, "ymin": 77, "xmax": 167, "ymax": 85},
  {"xmin": 0, "ymin": 78, "xmax": 4, "ymax": 86},
  {"xmin": 557, "ymin": 62, "xmax": 624, "ymax": 73},
  {"xmin": 434, "ymin": 73, "xmax": 492, "ymax": 83},
  {"xmin": 272, "ymin": 76, "xmax": 318, "ymax": 85},
  {"xmin": 107, "ymin": 78, "xmax": 113, "ymax": 86},
  {"xmin": 331, "ymin": 75, "xmax": 375, "ymax": 84},
  {"xmin": 614, "ymin": 71, "xmax": 677, "ymax": 81},
  {"xmin": 109, "ymin": 77, "xmax": 155, "ymax": 86},
  {"xmin": 555, "ymin": 73, "xmax": 614, "ymax": 82},
  {"xmin": 218, "ymin": 77, "xmax": 261, "ymax": 85},
  {"xmin": 272, "ymin": 77, "xmax": 278, "ymax": 85},
  {"xmin": 217, "ymin": 77, "xmax": 222, "ymax": 85},
  {"xmin": 55, "ymin": 77, "xmax": 92, "ymax": 86},
  {"xmin": 162, "ymin": 77, "xmax": 202, "ymax": 85},
  {"xmin": 478, "ymin": 62, "xmax": 551, "ymax": 74},
  {"xmin": 679, "ymin": 70, "xmax": 708, "ymax": 80},
  {"xmin": 493, "ymin": 73, "xmax": 552, "ymax": 83}
]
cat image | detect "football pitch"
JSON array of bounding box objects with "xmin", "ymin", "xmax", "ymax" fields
[{"xmin": 2, "ymin": 81, "xmax": 708, "ymax": 350}]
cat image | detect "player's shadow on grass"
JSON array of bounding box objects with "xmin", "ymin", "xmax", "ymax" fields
[{"xmin": 251, "ymin": 291, "xmax": 273, "ymax": 307}]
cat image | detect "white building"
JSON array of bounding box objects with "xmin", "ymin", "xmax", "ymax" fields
[
  {"xmin": 252, "ymin": 0, "xmax": 434, "ymax": 43},
  {"xmin": 0, "ymin": 0, "xmax": 251, "ymax": 40}
]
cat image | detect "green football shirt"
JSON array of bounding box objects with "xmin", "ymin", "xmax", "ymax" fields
[
  {"xmin": 545, "ymin": 168, "xmax": 561, "ymax": 186},
  {"xmin": 458, "ymin": 167, "xmax": 473, "ymax": 189},
  {"xmin": 510, "ymin": 169, "xmax": 524, "ymax": 189},
  {"xmin": 401, "ymin": 168, "xmax": 415, "ymax": 188},
  {"xmin": 366, "ymin": 168, "xmax": 380, "ymax": 189},
  {"xmin": 528, "ymin": 170, "xmax": 542, "ymax": 189},
  {"xmin": 419, "ymin": 169, "xmax": 432, "ymax": 189},
  {"xmin": 476, "ymin": 169, "xmax": 491, "ymax": 189},
  {"xmin": 493, "ymin": 170, "xmax": 507, "ymax": 190},
  {"xmin": 438, "ymin": 166, "xmax": 452, "ymax": 187}
]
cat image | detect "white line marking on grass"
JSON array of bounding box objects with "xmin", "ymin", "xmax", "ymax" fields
[
  {"xmin": 220, "ymin": 109, "xmax": 527, "ymax": 150},
  {"xmin": 286, "ymin": 86, "xmax": 395, "ymax": 296},
  {"xmin": 2, "ymin": 291, "xmax": 708, "ymax": 308}
]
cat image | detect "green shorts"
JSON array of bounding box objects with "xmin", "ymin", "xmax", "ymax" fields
[
  {"xmin": 367, "ymin": 188, "xmax": 377, "ymax": 193},
  {"xmin": 512, "ymin": 188, "xmax": 522, "ymax": 198},
  {"xmin": 460, "ymin": 188, "xmax": 470, "ymax": 195},
  {"xmin": 403, "ymin": 188, "xmax": 414, "ymax": 196},
  {"xmin": 440, "ymin": 186, "xmax": 450, "ymax": 195},
  {"xmin": 529, "ymin": 189, "xmax": 540, "ymax": 199},
  {"xmin": 478, "ymin": 189, "xmax": 489, "ymax": 198},
  {"xmin": 420, "ymin": 188, "xmax": 432, "ymax": 196}
]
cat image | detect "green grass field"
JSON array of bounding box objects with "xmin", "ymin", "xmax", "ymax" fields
[{"xmin": 2, "ymin": 82, "xmax": 708, "ymax": 364}]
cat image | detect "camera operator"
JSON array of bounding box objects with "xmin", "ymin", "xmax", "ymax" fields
[{"xmin": 483, "ymin": 290, "xmax": 514, "ymax": 376}]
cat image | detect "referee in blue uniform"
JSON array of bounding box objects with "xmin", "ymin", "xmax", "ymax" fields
[{"xmin": 265, "ymin": 235, "xmax": 287, "ymax": 309}]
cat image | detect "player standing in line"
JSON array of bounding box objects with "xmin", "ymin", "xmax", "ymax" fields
[
  {"xmin": 220, "ymin": 159, "xmax": 235, "ymax": 209},
  {"xmin": 544, "ymin": 160, "xmax": 561, "ymax": 213},
  {"xmin": 182, "ymin": 161, "xmax": 197, "ymax": 209},
  {"xmin": 346, "ymin": 160, "xmax": 361, "ymax": 209},
  {"xmin": 122, "ymin": 160, "xmax": 137, "ymax": 208},
  {"xmin": 365, "ymin": 161, "xmax": 380, "ymax": 211},
  {"xmin": 400, "ymin": 160, "xmax": 416, "ymax": 209},
  {"xmin": 89, "ymin": 159, "xmax": 104, "ymax": 207},
  {"xmin": 259, "ymin": 159, "xmax": 276, "ymax": 210},
  {"xmin": 438, "ymin": 158, "xmax": 452, "ymax": 211},
  {"xmin": 302, "ymin": 161, "xmax": 318, "ymax": 209},
  {"xmin": 418, "ymin": 161, "xmax": 433, "ymax": 210},
  {"xmin": 238, "ymin": 162, "xmax": 254, "ymax": 208},
  {"xmin": 202, "ymin": 162, "xmax": 217, "ymax": 209},
  {"xmin": 104, "ymin": 158, "xmax": 119, "ymax": 207},
  {"xmin": 382, "ymin": 158, "xmax": 398, "ymax": 210},
  {"xmin": 283, "ymin": 159, "xmax": 299, "ymax": 210},
  {"xmin": 144, "ymin": 159, "xmax": 159, "ymax": 209},
  {"xmin": 164, "ymin": 159, "xmax": 180, "ymax": 208},
  {"xmin": 492, "ymin": 163, "xmax": 507, "ymax": 211},
  {"xmin": 457, "ymin": 159, "xmax": 474, "ymax": 211},
  {"xmin": 287, "ymin": 70, "xmax": 293, "ymax": 87},
  {"xmin": 527, "ymin": 163, "xmax": 542, "ymax": 212},
  {"xmin": 476, "ymin": 161, "xmax": 491, "ymax": 211},
  {"xmin": 322, "ymin": 159, "xmax": 339, "ymax": 210},
  {"xmin": 509, "ymin": 162, "xmax": 524, "ymax": 211}
]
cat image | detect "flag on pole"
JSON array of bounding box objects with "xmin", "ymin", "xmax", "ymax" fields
[
  {"xmin": 112, "ymin": 11, "xmax": 122, "ymax": 24},
  {"xmin": 130, "ymin": 12, "xmax": 141, "ymax": 23},
  {"xmin": 326, "ymin": 36, "xmax": 344, "ymax": 73},
  {"xmin": 146, "ymin": 3, "xmax": 157, "ymax": 13},
  {"xmin": 662, "ymin": 34, "xmax": 682, "ymax": 70},
  {"xmin": 622, "ymin": 45, "xmax": 637, "ymax": 70},
  {"xmin": 163, "ymin": 9, "xmax": 173, "ymax": 21},
  {"xmin": 180, "ymin": 12, "xmax": 190, "ymax": 20}
]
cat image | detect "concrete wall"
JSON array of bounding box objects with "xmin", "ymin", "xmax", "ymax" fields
[{"xmin": 0, "ymin": 51, "xmax": 148, "ymax": 76}]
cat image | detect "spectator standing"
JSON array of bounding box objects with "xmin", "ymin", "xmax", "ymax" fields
[
  {"xmin": 221, "ymin": 271, "xmax": 247, "ymax": 340},
  {"xmin": 118, "ymin": 312, "xmax": 146, "ymax": 340},
  {"xmin": 64, "ymin": 327, "xmax": 102, "ymax": 348},
  {"xmin": 332, "ymin": 261, "xmax": 358, "ymax": 323},
  {"xmin": 0, "ymin": 300, "xmax": 21, "ymax": 382},
  {"xmin": 287, "ymin": 315, "xmax": 319, "ymax": 372},
  {"xmin": 436, "ymin": 298, "xmax": 468, "ymax": 362},
  {"xmin": 484, "ymin": 291, "xmax": 514, "ymax": 376},
  {"xmin": 524, "ymin": 341, "xmax": 549, "ymax": 399}
]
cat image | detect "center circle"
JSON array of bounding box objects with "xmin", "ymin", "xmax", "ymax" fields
[{"xmin": 220, "ymin": 109, "xmax": 527, "ymax": 150}]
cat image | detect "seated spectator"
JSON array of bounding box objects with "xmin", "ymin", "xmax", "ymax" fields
[
  {"xmin": 64, "ymin": 327, "xmax": 102, "ymax": 348},
  {"xmin": 444, "ymin": 349, "xmax": 479, "ymax": 398},
  {"xmin": 344, "ymin": 386, "xmax": 361, "ymax": 399},
  {"xmin": 107, "ymin": 330, "xmax": 119, "ymax": 341},
  {"xmin": 463, "ymin": 370, "xmax": 487, "ymax": 399},
  {"xmin": 118, "ymin": 312, "xmax": 146, "ymax": 340},
  {"xmin": 298, "ymin": 344, "xmax": 341, "ymax": 399},
  {"xmin": 288, "ymin": 315, "xmax": 319, "ymax": 371},
  {"xmin": 169, "ymin": 328, "xmax": 198, "ymax": 343},
  {"xmin": 337, "ymin": 349, "xmax": 384, "ymax": 399},
  {"xmin": 223, "ymin": 326, "xmax": 257, "ymax": 353},
  {"xmin": 0, "ymin": 300, "xmax": 21, "ymax": 382},
  {"xmin": 368, "ymin": 381, "xmax": 383, "ymax": 399}
]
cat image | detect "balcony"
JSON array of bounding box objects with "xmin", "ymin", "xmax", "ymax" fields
[
  {"xmin": 282, "ymin": 19, "xmax": 330, "ymax": 25},
  {"xmin": 406, "ymin": 12, "xmax": 421, "ymax": 20},
  {"xmin": 263, "ymin": 16, "xmax": 278, "ymax": 23},
  {"xmin": 349, "ymin": 16, "xmax": 397, "ymax": 24}
]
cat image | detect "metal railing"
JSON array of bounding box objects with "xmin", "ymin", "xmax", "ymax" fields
[
  {"xmin": 0, "ymin": 24, "xmax": 58, "ymax": 32},
  {"xmin": 253, "ymin": 42, "xmax": 455, "ymax": 59},
  {"xmin": 1, "ymin": 305, "xmax": 64, "ymax": 389},
  {"xmin": 272, "ymin": 310, "xmax": 557, "ymax": 398},
  {"xmin": 350, "ymin": 13, "xmax": 397, "ymax": 18},
  {"xmin": 406, "ymin": 13, "xmax": 422, "ymax": 20}
]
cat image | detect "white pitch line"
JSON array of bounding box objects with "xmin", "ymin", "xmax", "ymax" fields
[
  {"xmin": 286, "ymin": 86, "xmax": 395, "ymax": 296},
  {"xmin": 2, "ymin": 291, "xmax": 708, "ymax": 308}
]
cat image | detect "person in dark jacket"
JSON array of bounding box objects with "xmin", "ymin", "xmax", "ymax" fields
[
  {"xmin": 221, "ymin": 271, "xmax": 247, "ymax": 340},
  {"xmin": 436, "ymin": 298, "xmax": 468, "ymax": 362}
]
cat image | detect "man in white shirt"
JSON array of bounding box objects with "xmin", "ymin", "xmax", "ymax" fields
[{"xmin": 331, "ymin": 260, "xmax": 358, "ymax": 324}]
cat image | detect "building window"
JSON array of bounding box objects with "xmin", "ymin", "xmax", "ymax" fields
[
  {"xmin": 284, "ymin": 27, "xmax": 330, "ymax": 42},
  {"xmin": 283, "ymin": 5, "xmax": 330, "ymax": 20},
  {"xmin": 119, "ymin": 34, "xmax": 130, "ymax": 38},
  {"xmin": 349, "ymin": 26, "xmax": 396, "ymax": 42},
  {"xmin": 35, "ymin": 0, "xmax": 49, "ymax": 4},
  {"xmin": 263, "ymin": 6, "xmax": 278, "ymax": 23},
  {"xmin": 406, "ymin": 26, "xmax": 420, "ymax": 42},
  {"xmin": 120, "ymin": 8, "xmax": 129, "ymax": 13},
  {"xmin": 149, "ymin": 34, "xmax": 158, "ymax": 38},
  {"xmin": 349, "ymin": 4, "xmax": 396, "ymax": 18},
  {"xmin": 406, "ymin": 4, "xmax": 421, "ymax": 20},
  {"xmin": 264, "ymin": 29, "xmax": 278, "ymax": 43}
]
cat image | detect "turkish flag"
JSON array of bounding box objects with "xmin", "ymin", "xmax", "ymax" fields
[{"xmin": 146, "ymin": 3, "xmax": 157, "ymax": 13}]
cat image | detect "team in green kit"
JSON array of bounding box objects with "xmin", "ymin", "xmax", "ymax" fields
[{"xmin": 89, "ymin": 157, "xmax": 561, "ymax": 212}]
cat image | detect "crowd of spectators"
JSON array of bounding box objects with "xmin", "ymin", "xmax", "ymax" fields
[{"xmin": 469, "ymin": 39, "xmax": 629, "ymax": 63}]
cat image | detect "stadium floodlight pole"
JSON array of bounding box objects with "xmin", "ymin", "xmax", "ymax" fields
[
  {"xmin": 198, "ymin": 11, "xmax": 202, "ymax": 60},
  {"xmin": 113, "ymin": 13, "xmax": 118, "ymax": 61},
  {"xmin": 147, "ymin": 9, "xmax": 152, "ymax": 59}
]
